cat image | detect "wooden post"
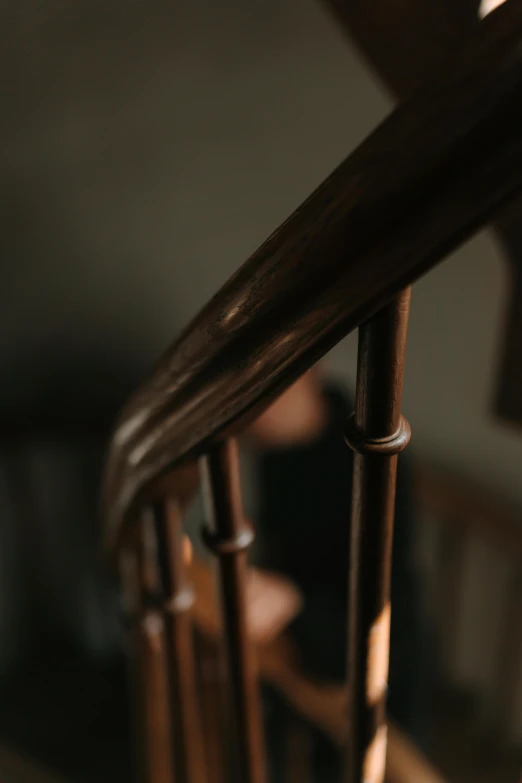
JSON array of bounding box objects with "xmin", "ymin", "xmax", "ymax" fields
[
  {"xmin": 120, "ymin": 512, "xmax": 176, "ymax": 783},
  {"xmin": 197, "ymin": 633, "xmax": 229, "ymax": 783},
  {"xmin": 152, "ymin": 498, "xmax": 208, "ymax": 783},
  {"xmin": 345, "ymin": 289, "xmax": 412, "ymax": 783},
  {"xmin": 201, "ymin": 439, "xmax": 267, "ymax": 783}
]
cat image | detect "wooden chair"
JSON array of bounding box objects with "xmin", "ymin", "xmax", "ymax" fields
[{"xmin": 99, "ymin": 3, "xmax": 522, "ymax": 783}]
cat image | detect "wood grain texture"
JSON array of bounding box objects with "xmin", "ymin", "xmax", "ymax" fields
[
  {"xmin": 103, "ymin": 2, "xmax": 522, "ymax": 551},
  {"xmin": 154, "ymin": 499, "xmax": 207, "ymax": 783},
  {"xmin": 201, "ymin": 439, "xmax": 267, "ymax": 783},
  {"xmin": 345, "ymin": 290, "xmax": 411, "ymax": 783},
  {"xmin": 196, "ymin": 634, "xmax": 229, "ymax": 783},
  {"xmin": 120, "ymin": 516, "xmax": 176, "ymax": 783}
]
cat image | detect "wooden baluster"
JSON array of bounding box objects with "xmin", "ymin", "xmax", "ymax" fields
[
  {"xmin": 201, "ymin": 439, "xmax": 267, "ymax": 783},
  {"xmin": 344, "ymin": 289, "xmax": 412, "ymax": 783},
  {"xmin": 197, "ymin": 633, "xmax": 229, "ymax": 783},
  {"xmin": 286, "ymin": 712, "xmax": 311, "ymax": 783},
  {"xmin": 120, "ymin": 512, "xmax": 176, "ymax": 783},
  {"xmin": 152, "ymin": 498, "xmax": 208, "ymax": 783}
]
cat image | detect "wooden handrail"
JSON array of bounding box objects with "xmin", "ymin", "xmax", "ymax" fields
[
  {"xmin": 104, "ymin": 2, "xmax": 522, "ymax": 551},
  {"xmin": 323, "ymin": 0, "xmax": 522, "ymax": 430}
]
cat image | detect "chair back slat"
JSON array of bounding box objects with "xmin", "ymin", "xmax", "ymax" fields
[
  {"xmin": 201, "ymin": 439, "xmax": 267, "ymax": 783},
  {"xmin": 345, "ymin": 289, "xmax": 412, "ymax": 783}
]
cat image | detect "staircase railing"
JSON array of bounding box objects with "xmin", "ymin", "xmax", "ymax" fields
[{"xmin": 102, "ymin": 4, "xmax": 522, "ymax": 782}]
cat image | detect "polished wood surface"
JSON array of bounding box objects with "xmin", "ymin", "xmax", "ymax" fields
[
  {"xmin": 120, "ymin": 515, "xmax": 176, "ymax": 783},
  {"xmin": 197, "ymin": 634, "xmax": 228, "ymax": 783},
  {"xmin": 103, "ymin": 1, "xmax": 522, "ymax": 550},
  {"xmin": 345, "ymin": 290, "xmax": 412, "ymax": 783},
  {"xmin": 201, "ymin": 440, "xmax": 267, "ymax": 783},
  {"xmin": 154, "ymin": 499, "xmax": 207, "ymax": 783}
]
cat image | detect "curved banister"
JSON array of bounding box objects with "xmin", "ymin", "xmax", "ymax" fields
[{"xmin": 104, "ymin": 2, "xmax": 522, "ymax": 552}]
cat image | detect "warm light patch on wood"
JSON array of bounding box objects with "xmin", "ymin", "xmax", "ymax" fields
[
  {"xmin": 363, "ymin": 725, "xmax": 387, "ymax": 783},
  {"xmin": 367, "ymin": 603, "xmax": 391, "ymax": 706},
  {"xmin": 479, "ymin": 0, "xmax": 507, "ymax": 19}
]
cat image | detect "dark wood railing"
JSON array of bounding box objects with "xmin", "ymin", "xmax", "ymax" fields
[{"xmin": 102, "ymin": 4, "xmax": 522, "ymax": 783}]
